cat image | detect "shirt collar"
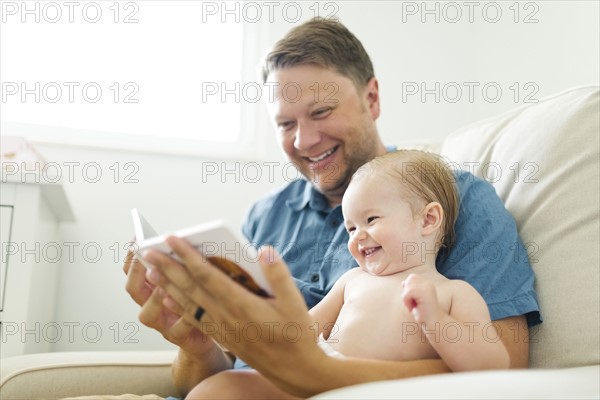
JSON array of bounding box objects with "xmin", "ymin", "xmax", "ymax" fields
[{"xmin": 285, "ymin": 179, "xmax": 331, "ymax": 212}]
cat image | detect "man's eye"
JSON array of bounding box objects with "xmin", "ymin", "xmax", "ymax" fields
[
  {"xmin": 367, "ymin": 216, "xmax": 379, "ymax": 224},
  {"xmin": 278, "ymin": 121, "xmax": 295, "ymax": 131},
  {"xmin": 313, "ymin": 108, "xmax": 331, "ymax": 118}
]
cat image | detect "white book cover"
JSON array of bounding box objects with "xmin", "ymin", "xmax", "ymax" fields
[{"xmin": 131, "ymin": 208, "xmax": 272, "ymax": 297}]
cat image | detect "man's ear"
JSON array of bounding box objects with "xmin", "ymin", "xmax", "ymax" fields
[
  {"xmin": 363, "ymin": 77, "xmax": 380, "ymax": 120},
  {"xmin": 420, "ymin": 202, "xmax": 443, "ymax": 237}
]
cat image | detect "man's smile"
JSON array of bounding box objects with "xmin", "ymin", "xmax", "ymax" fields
[{"xmin": 305, "ymin": 145, "xmax": 339, "ymax": 164}]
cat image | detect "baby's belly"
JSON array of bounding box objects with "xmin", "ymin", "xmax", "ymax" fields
[{"xmin": 327, "ymin": 306, "xmax": 440, "ymax": 361}]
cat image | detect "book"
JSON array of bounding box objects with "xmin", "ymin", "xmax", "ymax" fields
[{"xmin": 131, "ymin": 208, "xmax": 272, "ymax": 297}]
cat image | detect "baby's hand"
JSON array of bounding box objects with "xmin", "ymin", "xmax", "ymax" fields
[{"xmin": 402, "ymin": 274, "xmax": 441, "ymax": 325}]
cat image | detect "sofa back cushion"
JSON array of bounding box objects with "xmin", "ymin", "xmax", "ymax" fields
[{"xmin": 440, "ymin": 86, "xmax": 599, "ymax": 368}]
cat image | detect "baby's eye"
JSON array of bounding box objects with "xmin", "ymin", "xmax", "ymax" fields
[
  {"xmin": 367, "ymin": 216, "xmax": 379, "ymax": 224},
  {"xmin": 346, "ymin": 226, "xmax": 356, "ymax": 235}
]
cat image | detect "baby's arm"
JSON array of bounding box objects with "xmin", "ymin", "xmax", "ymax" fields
[
  {"xmin": 309, "ymin": 268, "xmax": 357, "ymax": 340},
  {"xmin": 402, "ymin": 274, "xmax": 510, "ymax": 371}
]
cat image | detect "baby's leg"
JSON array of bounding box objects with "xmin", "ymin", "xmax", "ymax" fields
[{"xmin": 185, "ymin": 369, "xmax": 299, "ymax": 400}]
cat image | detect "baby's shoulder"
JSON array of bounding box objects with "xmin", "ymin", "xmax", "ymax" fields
[
  {"xmin": 440, "ymin": 278, "xmax": 475, "ymax": 291},
  {"xmin": 436, "ymin": 278, "xmax": 482, "ymax": 302},
  {"xmin": 439, "ymin": 278, "xmax": 489, "ymax": 318}
]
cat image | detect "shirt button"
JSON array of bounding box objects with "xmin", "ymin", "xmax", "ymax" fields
[
  {"xmin": 310, "ymin": 274, "xmax": 320, "ymax": 282},
  {"xmin": 330, "ymin": 219, "xmax": 339, "ymax": 227}
]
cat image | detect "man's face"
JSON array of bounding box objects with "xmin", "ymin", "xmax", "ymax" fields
[{"xmin": 266, "ymin": 65, "xmax": 385, "ymax": 206}]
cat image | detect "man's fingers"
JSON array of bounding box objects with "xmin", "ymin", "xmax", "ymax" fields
[
  {"xmin": 163, "ymin": 236, "xmax": 254, "ymax": 304},
  {"xmin": 123, "ymin": 250, "xmax": 136, "ymax": 274},
  {"xmin": 258, "ymin": 246, "xmax": 304, "ymax": 306},
  {"xmin": 143, "ymin": 245, "xmax": 229, "ymax": 321},
  {"xmin": 138, "ymin": 286, "xmax": 167, "ymax": 329},
  {"xmin": 167, "ymin": 315, "xmax": 196, "ymax": 344},
  {"xmin": 139, "ymin": 287, "xmax": 202, "ymax": 348},
  {"xmin": 162, "ymin": 293, "xmax": 185, "ymax": 315},
  {"xmin": 125, "ymin": 254, "xmax": 153, "ymax": 306},
  {"xmin": 144, "ymin": 248, "xmax": 197, "ymax": 294}
]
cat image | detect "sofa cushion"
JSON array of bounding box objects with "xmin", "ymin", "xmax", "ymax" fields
[
  {"xmin": 0, "ymin": 351, "xmax": 177, "ymax": 400},
  {"xmin": 440, "ymin": 86, "xmax": 599, "ymax": 369}
]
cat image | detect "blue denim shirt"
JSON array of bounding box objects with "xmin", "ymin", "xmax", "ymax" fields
[{"xmin": 242, "ymin": 178, "xmax": 356, "ymax": 309}]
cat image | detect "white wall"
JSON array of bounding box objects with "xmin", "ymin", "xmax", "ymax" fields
[
  {"xmin": 4, "ymin": 1, "xmax": 598, "ymax": 352},
  {"xmin": 327, "ymin": 1, "xmax": 600, "ymax": 144}
]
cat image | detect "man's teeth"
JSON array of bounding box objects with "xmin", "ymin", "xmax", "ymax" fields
[{"xmin": 308, "ymin": 147, "xmax": 336, "ymax": 162}]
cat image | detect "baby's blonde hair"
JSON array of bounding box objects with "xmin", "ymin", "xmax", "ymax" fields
[{"xmin": 352, "ymin": 150, "xmax": 459, "ymax": 252}]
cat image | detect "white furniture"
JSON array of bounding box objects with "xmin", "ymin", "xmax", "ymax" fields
[
  {"xmin": 1, "ymin": 165, "xmax": 75, "ymax": 358},
  {"xmin": 0, "ymin": 86, "xmax": 598, "ymax": 399}
]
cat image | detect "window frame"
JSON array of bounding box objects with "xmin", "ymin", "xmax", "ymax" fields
[{"xmin": 1, "ymin": 20, "xmax": 269, "ymax": 159}]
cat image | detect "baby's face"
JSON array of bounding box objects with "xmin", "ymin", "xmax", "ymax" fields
[{"xmin": 342, "ymin": 174, "xmax": 428, "ymax": 276}]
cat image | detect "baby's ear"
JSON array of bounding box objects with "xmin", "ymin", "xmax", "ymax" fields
[{"xmin": 420, "ymin": 202, "xmax": 443, "ymax": 236}]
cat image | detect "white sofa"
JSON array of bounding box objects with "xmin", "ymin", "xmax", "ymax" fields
[{"xmin": 1, "ymin": 86, "xmax": 598, "ymax": 399}]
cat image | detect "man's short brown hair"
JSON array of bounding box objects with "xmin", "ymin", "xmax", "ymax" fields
[{"xmin": 262, "ymin": 17, "xmax": 374, "ymax": 90}]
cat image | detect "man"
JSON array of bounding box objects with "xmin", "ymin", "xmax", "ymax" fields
[{"xmin": 125, "ymin": 18, "xmax": 540, "ymax": 399}]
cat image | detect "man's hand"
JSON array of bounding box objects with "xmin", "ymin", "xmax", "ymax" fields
[
  {"xmin": 124, "ymin": 250, "xmax": 235, "ymax": 396},
  {"xmin": 142, "ymin": 238, "xmax": 327, "ymax": 394},
  {"xmin": 124, "ymin": 251, "xmax": 215, "ymax": 355}
]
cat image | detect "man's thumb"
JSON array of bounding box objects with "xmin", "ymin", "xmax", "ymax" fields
[{"xmin": 258, "ymin": 246, "xmax": 298, "ymax": 300}]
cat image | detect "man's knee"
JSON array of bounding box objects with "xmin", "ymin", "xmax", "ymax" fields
[
  {"xmin": 186, "ymin": 370, "xmax": 256, "ymax": 400},
  {"xmin": 185, "ymin": 369, "xmax": 295, "ymax": 400},
  {"xmin": 185, "ymin": 370, "xmax": 250, "ymax": 400}
]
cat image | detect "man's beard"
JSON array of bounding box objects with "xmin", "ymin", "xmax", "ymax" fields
[{"xmin": 308, "ymin": 143, "xmax": 380, "ymax": 200}]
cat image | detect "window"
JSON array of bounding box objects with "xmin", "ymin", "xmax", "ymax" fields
[{"xmin": 1, "ymin": 1, "xmax": 261, "ymax": 156}]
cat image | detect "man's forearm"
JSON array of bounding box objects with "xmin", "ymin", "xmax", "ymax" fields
[
  {"xmin": 269, "ymin": 354, "xmax": 451, "ymax": 398},
  {"xmin": 172, "ymin": 346, "xmax": 234, "ymax": 397},
  {"xmin": 493, "ymin": 315, "xmax": 530, "ymax": 368},
  {"xmin": 423, "ymin": 314, "xmax": 510, "ymax": 371},
  {"xmin": 270, "ymin": 317, "xmax": 529, "ymax": 397}
]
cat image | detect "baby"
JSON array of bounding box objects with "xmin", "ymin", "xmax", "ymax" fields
[{"xmin": 309, "ymin": 150, "xmax": 510, "ymax": 372}]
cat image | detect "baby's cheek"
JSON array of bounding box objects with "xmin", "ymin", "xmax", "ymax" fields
[
  {"xmin": 347, "ymin": 240, "xmax": 361, "ymax": 261},
  {"xmin": 349, "ymin": 246, "xmax": 363, "ymax": 263}
]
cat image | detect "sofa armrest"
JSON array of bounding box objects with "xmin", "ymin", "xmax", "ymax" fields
[
  {"xmin": 311, "ymin": 365, "xmax": 600, "ymax": 399},
  {"xmin": 0, "ymin": 351, "xmax": 179, "ymax": 400}
]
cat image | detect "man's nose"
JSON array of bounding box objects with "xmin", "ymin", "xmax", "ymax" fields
[{"xmin": 293, "ymin": 120, "xmax": 322, "ymax": 150}]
